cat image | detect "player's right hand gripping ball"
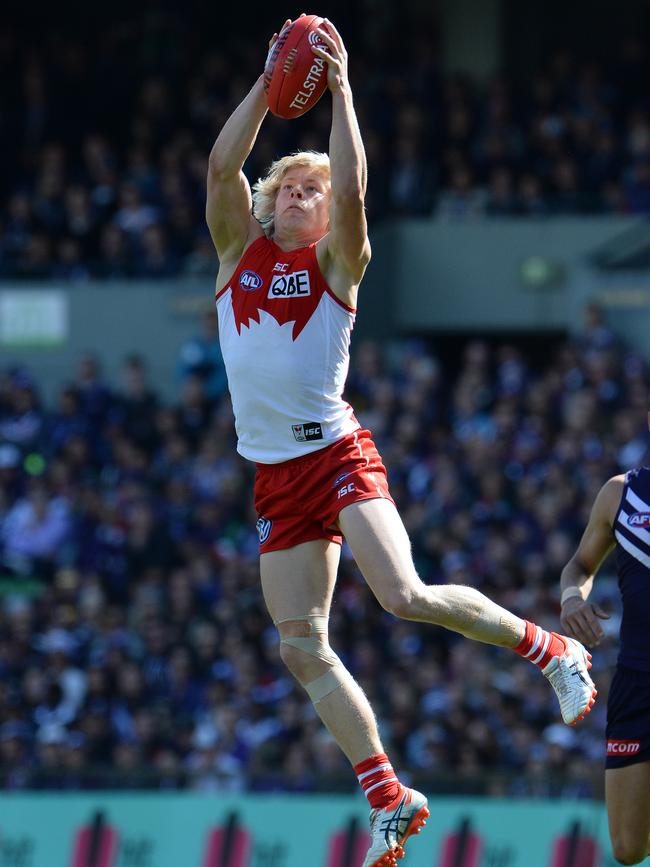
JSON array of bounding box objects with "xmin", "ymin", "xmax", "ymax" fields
[{"xmin": 264, "ymin": 14, "xmax": 328, "ymax": 119}]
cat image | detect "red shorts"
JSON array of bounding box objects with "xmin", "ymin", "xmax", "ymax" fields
[{"xmin": 253, "ymin": 429, "xmax": 394, "ymax": 554}]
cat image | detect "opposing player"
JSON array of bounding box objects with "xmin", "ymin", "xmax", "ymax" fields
[
  {"xmin": 207, "ymin": 17, "xmax": 596, "ymax": 866},
  {"xmin": 560, "ymin": 460, "xmax": 650, "ymax": 865}
]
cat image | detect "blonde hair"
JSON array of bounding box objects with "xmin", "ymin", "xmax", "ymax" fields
[{"xmin": 252, "ymin": 150, "xmax": 331, "ymax": 236}]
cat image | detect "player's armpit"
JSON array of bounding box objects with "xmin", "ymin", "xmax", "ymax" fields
[{"xmin": 205, "ymin": 168, "xmax": 255, "ymax": 263}]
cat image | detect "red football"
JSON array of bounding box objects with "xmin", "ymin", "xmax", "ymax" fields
[{"xmin": 264, "ymin": 15, "xmax": 329, "ymax": 119}]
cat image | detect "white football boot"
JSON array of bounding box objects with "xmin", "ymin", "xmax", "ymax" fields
[
  {"xmin": 361, "ymin": 787, "xmax": 430, "ymax": 867},
  {"xmin": 543, "ymin": 637, "xmax": 597, "ymax": 725}
]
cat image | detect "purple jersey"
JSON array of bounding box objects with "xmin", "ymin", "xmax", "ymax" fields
[{"xmin": 613, "ymin": 466, "xmax": 650, "ymax": 672}]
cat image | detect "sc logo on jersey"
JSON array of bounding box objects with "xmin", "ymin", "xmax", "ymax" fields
[
  {"xmin": 240, "ymin": 270, "xmax": 263, "ymax": 291},
  {"xmin": 256, "ymin": 517, "xmax": 273, "ymax": 544},
  {"xmin": 268, "ymin": 270, "xmax": 311, "ymax": 298}
]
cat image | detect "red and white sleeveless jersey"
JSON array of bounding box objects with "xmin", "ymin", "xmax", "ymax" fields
[{"xmin": 215, "ymin": 236, "xmax": 359, "ymax": 463}]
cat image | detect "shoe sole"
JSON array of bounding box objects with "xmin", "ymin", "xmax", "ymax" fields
[
  {"xmin": 566, "ymin": 641, "xmax": 598, "ymax": 726},
  {"xmin": 369, "ymin": 804, "xmax": 430, "ymax": 866}
]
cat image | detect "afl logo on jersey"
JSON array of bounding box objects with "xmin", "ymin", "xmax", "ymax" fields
[
  {"xmin": 256, "ymin": 516, "xmax": 273, "ymax": 544},
  {"xmin": 239, "ymin": 270, "xmax": 263, "ymax": 291},
  {"xmin": 628, "ymin": 511, "xmax": 650, "ymax": 528}
]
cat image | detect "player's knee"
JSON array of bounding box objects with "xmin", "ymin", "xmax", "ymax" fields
[
  {"xmin": 611, "ymin": 834, "xmax": 648, "ymax": 865},
  {"xmin": 377, "ymin": 580, "xmax": 444, "ymax": 621},
  {"xmin": 278, "ymin": 640, "xmax": 329, "ymax": 684},
  {"xmin": 378, "ymin": 585, "xmax": 420, "ymax": 620}
]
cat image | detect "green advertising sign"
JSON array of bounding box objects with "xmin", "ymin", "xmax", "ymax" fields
[{"xmin": 0, "ymin": 793, "xmax": 615, "ymax": 867}]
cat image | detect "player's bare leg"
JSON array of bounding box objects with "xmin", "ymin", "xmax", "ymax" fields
[
  {"xmin": 261, "ymin": 539, "xmax": 383, "ymax": 764},
  {"xmin": 261, "ymin": 538, "xmax": 429, "ymax": 866},
  {"xmin": 338, "ymin": 498, "xmax": 527, "ymax": 643},
  {"xmin": 338, "ymin": 498, "xmax": 596, "ymax": 725},
  {"xmin": 606, "ymin": 762, "xmax": 650, "ymax": 865}
]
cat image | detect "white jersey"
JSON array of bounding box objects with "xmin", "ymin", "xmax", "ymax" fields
[{"xmin": 215, "ymin": 236, "xmax": 359, "ymax": 464}]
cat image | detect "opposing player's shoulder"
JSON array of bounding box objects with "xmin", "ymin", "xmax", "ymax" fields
[
  {"xmin": 626, "ymin": 464, "xmax": 650, "ymax": 484},
  {"xmin": 594, "ymin": 475, "xmax": 626, "ymax": 526},
  {"xmin": 604, "ymin": 473, "xmax": 626, "ymax": 488}
]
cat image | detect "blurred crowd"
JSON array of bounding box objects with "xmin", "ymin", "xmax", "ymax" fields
[
  {"xmin": 2, "ymin": 7, "xmax": 650, "ymax": 280},
  {"xmin": 0, "ymin": 305, "xmax": 646, "ymax": 796}
]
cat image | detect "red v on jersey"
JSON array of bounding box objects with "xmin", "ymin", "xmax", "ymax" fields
[{"xmin": 221, "ymin": 236, "xmax": 336, "ymax": 341}]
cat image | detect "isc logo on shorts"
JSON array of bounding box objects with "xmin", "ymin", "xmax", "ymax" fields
[
  {"xmin": 268, "ymin": 270, "xmax": 311, "ymax": 298},
  {"xmin": 256, "ymin": 517, "xmax": 273, "ymax": 544},
  {"xmin": 607, "ymin": 739, "xmax": 641, "ymax": 755},
  {"xmin": 337, "ymin": 482, "xmax": 356, "ymax": 499}
]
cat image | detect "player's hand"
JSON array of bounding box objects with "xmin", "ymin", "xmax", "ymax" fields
[
  {"xmin": 312, "ymin": 19, "xmax": 349, "ymax": 94},
  {"xmin": 560, "ymin": 597, "xmax": 610, "ymax": 647},
  {"xmin": 268, "ymin": 13, "xmax": 309, "ymax": 52},
  {"xmin": 268, "ymin": 19, "xmax": 291, "ymax": 52}
]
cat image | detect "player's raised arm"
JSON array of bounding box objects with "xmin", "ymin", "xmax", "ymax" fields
[
  {"xmin": 206, "ymin": 78, "xmax": 266, "ymax": 262},
  {"xmin": 206, "ymin": 23, "xmax": 289, "ymax": 263},
  {"xmin": 312, "ymin": 20, "xmax": 371, "ymax": 284},
  {"xmin": 560, "ymin": 475, "xmax": 622, "ymax": 646}
]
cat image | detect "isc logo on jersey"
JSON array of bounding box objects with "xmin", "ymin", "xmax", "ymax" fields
[
  {"xmin": 628, "ymin": 512, "xmax": 650, "ymax": 528},
  {"xmin": 292, "ymin": 422, "xmax": 323, "ymax": 442},
  {"xmin": 268, "ymin": 270, "xmax": 311, "ymax": 299}
]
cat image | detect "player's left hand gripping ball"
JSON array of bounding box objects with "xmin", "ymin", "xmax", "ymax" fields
[{"xmin": 264, "ymin": 14, "xmax": 329, "ymax": 119}]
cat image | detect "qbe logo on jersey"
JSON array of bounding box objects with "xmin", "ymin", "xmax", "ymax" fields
[{"xmin": 268, "ymin": 270, "xmax": 311, "ymax": 298}]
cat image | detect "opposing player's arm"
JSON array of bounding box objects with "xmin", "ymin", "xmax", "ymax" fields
[
  {"xmin": 206, "ymin": 76, "xmax": 269, "ymax": 263},
  {"xmin": 313, "ymin": 22, "xmax": 371, "ymax": 295},
  {"xmin": 560, "ymin": 475, "xmax": 624, "ymax": 646}
]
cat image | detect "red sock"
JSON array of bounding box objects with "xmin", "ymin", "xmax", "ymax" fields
[
  {"xmin": 515, "ymin": 620, "xmax": 567, "ymax": 669},
  {"xmin": 354, "ymin": 753, "xmax": 402, "ymax": 809}
]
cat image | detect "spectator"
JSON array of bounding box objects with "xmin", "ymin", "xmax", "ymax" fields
[
  {"xmin": 113, "ymin": 184, "xmax": 158, "ymax": 240},
  {"xmin": 387, "ymin": 136, "xmax": 437, "ymax": 216},
  {"xmin": 177, "ymin": 311, "xmax": 227, "ymax": 401},
  {"xmin": 113, "ymin": 355, "xmax": 159, "ymax": 450},
  {"xmin": 95, "ymin": 225, "xmax": 133, "ymax": 278},
  {"xmin": 1, "ymin": 482, "xmax": 71, "ymax": 574},
  {"xmin": 437, "ymin": 165, "xmax": 485, "ymax": 219},
  {"xmin": 135, "ymin": 225, "xmax": 178, "ymax": 278},
  {"xmin": 485, "ymin": 167, "xmax": 518, "ymax": 216}
]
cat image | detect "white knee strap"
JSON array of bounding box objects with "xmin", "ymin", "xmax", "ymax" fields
[{"xmin": 276, "ymin": 614, "xmax": 348, "ymax": 702}]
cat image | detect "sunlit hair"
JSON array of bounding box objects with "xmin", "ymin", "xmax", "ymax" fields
[{"xmin": 252, "ymin": 151, "xmax": 331, "ymax": 236}]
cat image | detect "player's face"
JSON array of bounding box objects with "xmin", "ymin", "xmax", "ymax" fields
[{"xmin": 274, "ymin": 168, "xmax": 331, "ymax": 240}]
